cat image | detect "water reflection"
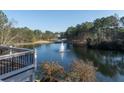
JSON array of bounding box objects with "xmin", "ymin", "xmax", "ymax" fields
[
  {"xmin": 60, "ymin": 52, "xmax": 64, "ymax": 61},
  {"xmin": 21, "ymin": 43, "xmax": 124, "ymax": 81},
  {"xmin": 73, "ymin": 46, "xmax": 124, "ymax": 81}
]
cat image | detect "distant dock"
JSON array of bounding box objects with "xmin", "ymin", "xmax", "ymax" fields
[{"xmin": 54, "ymin": 39, "xmax": 67, "ymax": 43}]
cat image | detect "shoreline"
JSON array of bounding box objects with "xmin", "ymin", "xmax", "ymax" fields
[
  {"xmin": 68, "ymin": 39, "xmax": 124, "ymax": 51},
  {"xmin": 14, "ymin": 40, "xmax": 52, "ymax": 46}
]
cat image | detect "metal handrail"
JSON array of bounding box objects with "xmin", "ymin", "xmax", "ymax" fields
[
  {"xmin": 0, "ymin": 50, "xmax": 34, "ymax": 60},
  {"xmin": 0, "ymin": 46, "xmax": 36, "ymax": 76},
  {"xmin": 0, "ymin": 45, "xmax": 31, "ymax": 51}
]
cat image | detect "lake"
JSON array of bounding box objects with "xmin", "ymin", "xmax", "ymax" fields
[{"xmin": 22, "ymin": 43, "xmax": 124, "ymax": 82}]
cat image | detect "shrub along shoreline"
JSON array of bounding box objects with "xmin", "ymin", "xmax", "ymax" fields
[
  {"xmin": 87, "ymin": 40, "xmax": 124, "ymax": 51},
  {"xmin": 37, "ymin": 60, "xmax": 96, "ymax": 82}
]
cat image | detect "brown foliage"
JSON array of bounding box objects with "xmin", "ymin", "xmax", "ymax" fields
[
  {"xmin": 40, "ymin": 60, "xmax": 96, "ymax": 82},
  {"xmin": 67, "ymin": 60, "xmax": 96, "ymax": 82},
  {"xmin": 40, "ymin": 62, "xmax": 64, "ymax": 82}
]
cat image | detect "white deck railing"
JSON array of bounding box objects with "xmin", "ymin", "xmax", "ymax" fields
[{"xmin": 0, "ymin": 46, "xmax": 36, "ymax": 79}]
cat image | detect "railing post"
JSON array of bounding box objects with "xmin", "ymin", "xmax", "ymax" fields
[
  {"xmin": 34, "ymin": 49, "xmax": 37, "ymax": 71},
  {"xmin": 9, "ymin": 45, "xmax": 12, "ymax": 55}
]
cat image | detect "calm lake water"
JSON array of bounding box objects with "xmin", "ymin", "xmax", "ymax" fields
[{"xmin": 22, "ymin": 43, "xmax": 124, "ymax": 82}]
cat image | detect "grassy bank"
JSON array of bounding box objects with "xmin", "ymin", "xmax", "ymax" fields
[{"xmin": 14, "ymin": 40, "xmax": 52, "ymax": 46}]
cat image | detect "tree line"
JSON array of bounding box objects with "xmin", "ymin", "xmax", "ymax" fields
[
  {"xmin": 65, "ymin": 14, "xmax": 124, "ymax": 46},
  {"xmin": 0, "ymin": 11, "xmax": 58, "ymax": 45}
]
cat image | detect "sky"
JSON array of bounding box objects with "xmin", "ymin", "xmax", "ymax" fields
[{"xmin": 3, "ymin": 10, "xmax": 124, "ymax": 32}]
